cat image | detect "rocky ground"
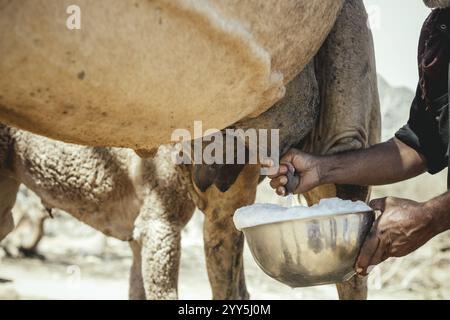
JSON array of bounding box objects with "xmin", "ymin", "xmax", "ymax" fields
[{"xmin": 0, "ymin": 178, "xmax": 449, "ymax": 300}]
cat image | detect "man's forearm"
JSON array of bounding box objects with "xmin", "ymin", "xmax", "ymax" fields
[
  {"xmin": 425, "ymin": 191, "xmax": 450, "ymax": 234},
  {"xmin": 320, "ymin": 138, "xmax": 427, "ymax": 186}
]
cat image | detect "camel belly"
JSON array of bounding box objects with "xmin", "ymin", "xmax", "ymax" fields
[{"xmin": 0, "ymin": 0, "xmax": 343, "ymax": 149}]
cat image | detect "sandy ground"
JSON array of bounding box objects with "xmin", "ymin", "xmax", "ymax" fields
[{"xmin": 1, "ymin": 180, "xmax": 449, "ymax": 300}]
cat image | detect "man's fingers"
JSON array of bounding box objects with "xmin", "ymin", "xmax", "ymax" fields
[
  {"xmin": 267, "ymin": 164, "xmax": 288, "ymax": 179},
  {"xmin": 366, "ymin": 240, "xmax": 389, "ymax": 269},
  {"xmin": 295, "ymin": 183, "xmax": 315, "ymax": 196},
  {"xmin": 355, "ymin": 222, "xmax": 381, "ymax": 275},
  {"xmin": 279, "ymin": 150, "xmax": 299, "ymax": 164},
  {"xmin": 260, "ymin": 158, "xmax": 274, "ymax": 168},
  {"xmin": 269, "ymin": 176, "xmax": 288, "ymax": 189},
  {"xmin": 286, "ymin": 152, "xmax": 311, "ymax": 173},
  {"xmin": 260, "ymin": 158, "xmax": 288, "ymax": 179},
  {"xmin": 369, "ymin": 197, "xmax": 387, "ymax": 212},
  {"xmin": 276, "ymin": 186, "xmax": 286, "ymax": 196}
]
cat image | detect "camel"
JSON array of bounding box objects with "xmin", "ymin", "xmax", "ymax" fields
[
  {"xmin": 192, "ymin": 0, "xmax": 380, "ymax": 299},
  {"xmin": 1, "ymin": 0, "xmax": 380, "ymax": 300}
]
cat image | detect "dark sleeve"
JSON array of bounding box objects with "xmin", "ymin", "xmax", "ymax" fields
[{"xmin": 395, "ymin": 96, "xmax": 448, "ymax": 174}]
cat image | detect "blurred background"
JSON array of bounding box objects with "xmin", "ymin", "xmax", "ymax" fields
[{"xmin": 0, "ymin": 1, "xmax": 448, "ymax": 299}]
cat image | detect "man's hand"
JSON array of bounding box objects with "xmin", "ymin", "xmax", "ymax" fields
[
  {"xmin": 355, "ymin": 196, "xmax": 437, "ymax": 275},
  {"xmin": 264, "ymin": 148, "xmax": 322, "ymax": 196},
  {"xmin": 264, "ymin": 139, "xmax": 427, "ymax": 196}
]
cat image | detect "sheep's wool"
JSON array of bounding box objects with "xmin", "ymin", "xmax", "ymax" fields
[{"xmin": 233, "ymin": 198, "xmax": 372, "ymax": 230}]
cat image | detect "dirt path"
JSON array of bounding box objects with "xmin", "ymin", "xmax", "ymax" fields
[
  {"xmin": 1, "ymin": 181, "xmax": 449, "ymax": 300},
  {"xmin": 1, "ymin": 230, "xmax": 448, "ymax": 300}
]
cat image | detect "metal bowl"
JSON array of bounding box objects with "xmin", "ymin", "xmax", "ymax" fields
[{"xmin": 242, "ymin": 210, "xmax": 375, "ymax": 287}]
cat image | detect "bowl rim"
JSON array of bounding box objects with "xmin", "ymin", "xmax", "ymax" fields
[{"xmin": 241, "ymin": 209, "xmax": 374, "ymax": 231}]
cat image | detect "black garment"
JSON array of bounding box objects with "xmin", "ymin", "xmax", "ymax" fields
[
  {"xmin": 418, "ymin": 8, "xmax": 450, "ymax": 105},
  {"xmin": 395, "ymin": 90, "xmax": 448, "ymax": 174},
  {"xmin": 395, "ymin": 8, "xmax": 450, "ymax": 174}
]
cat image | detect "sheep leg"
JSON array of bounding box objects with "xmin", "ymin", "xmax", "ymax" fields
[
  {"xmin": 139, "ymin": 217, "xmax": 183, "ymax": 300},
  {"xmin": 128, "ymin": 240, "xmax": 146, "ymax": 300},
  {"xmin": 137, "ymin": 187, "xmax": 195, "ymax": 300},
  {"xmin": 198, "ymin": 164, "xmax": 260, "ymax": 300},
  {"xmin": 0, "ymin": 174, "xmax": 20, "ymax": 241},
  {"xmin": 18, "ymin": 212, "xmax": 48, "ymax": 256}
]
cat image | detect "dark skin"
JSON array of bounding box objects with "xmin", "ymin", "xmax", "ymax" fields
[{"xmin": 263, "ymin": 138, "xmax": 450, "ymax": 275}]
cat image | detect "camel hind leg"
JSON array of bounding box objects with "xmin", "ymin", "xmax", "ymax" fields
[
  {"xmin": 333, "ymin": 184, "xmax": 370, "ymax": 300},
  {"xmin": 128, "ymin": 240, "xmax": 146, "ymax": 300},
  {"xmin": 304, "ymin": 184, "xmax": 370, "ymax": 300},
  {"xmin": 301, "ymin": 0, "xmax": 380, "ymax": 300}
]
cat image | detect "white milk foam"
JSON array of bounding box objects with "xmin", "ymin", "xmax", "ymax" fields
[{"xmin": 233, "ymin": 198, "xmax": 372, "ymax": 230}]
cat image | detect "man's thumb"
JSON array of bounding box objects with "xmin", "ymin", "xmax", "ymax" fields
[{"xmin": 290, "ymin": 152, "xmax": 310, "ymax": 172}]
